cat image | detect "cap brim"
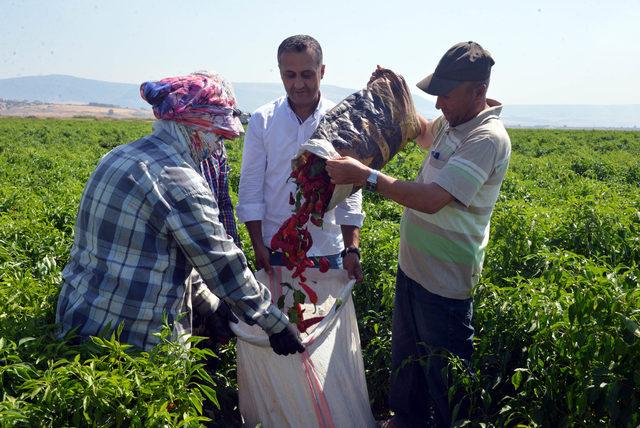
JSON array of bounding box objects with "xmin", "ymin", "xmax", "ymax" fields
[{"xmin": 416, "ymin": 74, "xmax": 463, "ymax": 96}]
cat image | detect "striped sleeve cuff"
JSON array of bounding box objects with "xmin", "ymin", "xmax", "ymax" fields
[{"xmin": 253, "ymin": 303, "xmax": 290, "ymax": 335}]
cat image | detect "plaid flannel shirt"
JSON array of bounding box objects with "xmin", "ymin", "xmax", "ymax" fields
[
  {"xmin": 200, "ymin": 151, "xmax": 241, "ymax": 247},
  {"xmin": 55, "ymin": 129, "xmax": 288, "ymax": 350}
]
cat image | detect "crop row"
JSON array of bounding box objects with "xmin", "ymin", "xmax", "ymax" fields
[{"xmin": 0, "ymin": 118, "xmax": 638, "ymax": 426}]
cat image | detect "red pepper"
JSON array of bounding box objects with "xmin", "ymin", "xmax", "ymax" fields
[
  {"xmin": 299, "ymin": 282, "xmax": 318, "ymax": 305},
  {"xmin": 271, "ymin": 153, "xmax": 334, "ymax": 323},
  {"xmin": 285, "ymin": 258, "xmax": 294, "ymax": 270},
  {"xmin": 292, "ymin": 265, "xmax": 305, "ymax": 278},
  {"xmin": 297, "ymin": 321, "xmax": 306, "ymax": 333},
  {"xmin": 299, "ymin": 316, "xmax": 324, "ymax": 332},
  {"xmin": 295, "ymin": 303, "xmax": 307, "ymax": 332},
  {"xmin": 318, "ymin": 257, "xmax": 330, "ymax": 273}
]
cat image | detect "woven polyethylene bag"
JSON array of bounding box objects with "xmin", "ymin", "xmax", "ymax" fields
[
  {"xmin": 232, "ymin": 267, "xmax": 375, "ymax": 428},
  {"xmin": 292, "ymin": 67, "xmax": 421, "ymax": 210}
]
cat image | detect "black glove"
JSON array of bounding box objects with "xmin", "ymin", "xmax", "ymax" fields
[
  {"xmin": 203, "ymin": 301, "xmax": 239, "ymax": 344},
  {"xmin": 269, "ymin": 324, "xmax": 305, "ymax": 356}
]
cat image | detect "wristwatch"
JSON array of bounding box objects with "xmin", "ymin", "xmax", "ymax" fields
[
  {"xmin": 340, "ymin": 246, "xmax": 361, "ymax": 260},
  {"xmin": 365, "ymin": 169, "xmax": 379, "ymax": 192}
]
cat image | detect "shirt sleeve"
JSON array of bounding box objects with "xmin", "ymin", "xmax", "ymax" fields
[
  {"xmin": 333, "ymin": 188, "xmax": 365, "ymax": 227},
  {"xmin": 163, "ymin": 167, "xmax": 288, "ymax": 335},
  {"xmin": 434, "ymin": 132, "xmax": 498, "ymax": 207},
  {"xmin": 236, "ymin": 113, "xmax": 267, "ymax": 223}
]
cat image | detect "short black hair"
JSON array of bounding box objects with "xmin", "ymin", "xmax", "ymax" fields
[{"xmin": 277, "ymin": 35, "xmax": 323, "ymax": 66}]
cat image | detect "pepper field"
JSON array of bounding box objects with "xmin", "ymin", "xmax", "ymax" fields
[{"xmin": 0, "ymin": 117, "xmax": 638, "ymax": 427}]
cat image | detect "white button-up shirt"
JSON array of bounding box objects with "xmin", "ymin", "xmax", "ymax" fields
[{"xmin": 237, "ymin": 96, "xmax": 364, "ymax": 256}]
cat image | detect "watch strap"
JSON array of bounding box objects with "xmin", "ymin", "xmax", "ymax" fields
[
  {"xmin": 365, "ymin": 169, "xmax": 379, "ymax": 192},
  {"xmin": 340, "ymin": 246, "xmax": 361, "ymax": 259}
]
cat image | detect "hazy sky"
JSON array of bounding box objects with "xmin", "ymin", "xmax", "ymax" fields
[{"xmin": 2, "ymin": 0, "xmax": 639, "ymax": 105}]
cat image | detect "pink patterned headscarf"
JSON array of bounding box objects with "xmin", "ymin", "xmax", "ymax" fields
[{"xmin": 140, "ymin": 71, "xmax": 244, "ymax": 139}]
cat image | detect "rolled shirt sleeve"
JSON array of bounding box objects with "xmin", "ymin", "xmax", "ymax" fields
[
  {"xmin": 237, "ymin": 113, "xmax": 267, "ymax": 223},
  {"xmin": 164, "ymin": 167, "xmax": 288, "ymax": 335},
  {"xmin": 333, "ymin": 189, "xmax": 365, "ymax": 228}
]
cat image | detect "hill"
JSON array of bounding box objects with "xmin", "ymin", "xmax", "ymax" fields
[
  {"xmin": 0, "ymin": 99, "xmax": 152, "ymax": 120},
  {"xmin": 0, "ymin": 75, "xmax": 149, "ymax": 110},
  {"xmin": 0, "ymin": 75, "xmax": 638, "ymax": 128}
]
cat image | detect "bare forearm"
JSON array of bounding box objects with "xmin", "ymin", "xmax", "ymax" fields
[
  {"xmin": 340, "ymin": 225, "xmax": 360, "ymax": 248},
  {"xmin": 376, "ymin": 172, "xmax": 453, "ymax": 214},
  {"xmin": 415, "ymin": 114, "xmax": 435, "ymax": 149},
  {"xmin": 325, "ymin": 155, "xmax": 453, "ymax": 214},
  {"xmin": 244, "ymin": 220, "xmax": 265, "ymax": 248}
]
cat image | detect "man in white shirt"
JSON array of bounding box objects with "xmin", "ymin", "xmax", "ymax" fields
[{"xmin": 237, "ymin": 34, "xmax": 364, "ymax": 281}]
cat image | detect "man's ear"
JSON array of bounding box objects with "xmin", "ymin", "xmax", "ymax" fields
[
  {"xmin": 476, "ymin": 83, "xmax": 488, "ymax": 98},
  {"xmin": 320, "ymin": 64, "xmax": 325, "ymax": 79}
]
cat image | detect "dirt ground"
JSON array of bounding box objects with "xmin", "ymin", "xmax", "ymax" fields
[{"xmin": 0, "ymin": 102, "xmax": 153, "ymax": 120}]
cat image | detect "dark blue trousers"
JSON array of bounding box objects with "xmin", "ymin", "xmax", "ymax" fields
[{"xmin": 389, "ymin": 267, "xmax": 474, "ymax": 428}]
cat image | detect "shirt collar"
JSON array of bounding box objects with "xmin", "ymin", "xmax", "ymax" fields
[
  {"xmin": 152, "ymin": 124, "xmax": 199, "ymax": 170},
  {"xmin": 449, "ymin": 99, "xmax": 503, "ymax": 137},
  {"xmin": 285, "ymin": 93, "xmax": 325, "ymax": 123}
]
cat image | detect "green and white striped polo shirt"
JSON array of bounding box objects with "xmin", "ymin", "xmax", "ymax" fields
[{"xmin": 399, "ymin": 103, "xmax": 511, "ymax": 299}]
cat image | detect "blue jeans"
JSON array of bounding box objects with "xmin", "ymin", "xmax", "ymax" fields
[
  {"xmin": 268, "ymin": 249, "xmax": 343, "ymax": 269},
  {"xmin": 389, "ymin": 267, "xmax": 474, "ymax": 428}
]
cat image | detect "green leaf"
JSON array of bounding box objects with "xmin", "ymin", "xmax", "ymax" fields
[
  {"xmin": 197, "ymin": 384, "xmax": 219, "ymax": 408},
  {"xmin": 188, "ymin": 395, "xmax": 202, "ymax": 415},
  {"xmin": 287, "ymin": 307, "xmax": 300, "ymax": 324},
  {"xmin": 18, "ymin": 337, "xmax": 35, "ymax": 346},
  {"xmin": 606, "ymin": 382, "xmax": 621, "ymax": 420},
  {"xmin": 293, "ymin": 289, "xmax": 306, "ymax": 305},
  {"xmin": 621, "ymin": 314, "xmax": 640, "ymax": 338},
  {"xmin": 511, "ymin": 369, "xmax": 523, "ymax": 390}
]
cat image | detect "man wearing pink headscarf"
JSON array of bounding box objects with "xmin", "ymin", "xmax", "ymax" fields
[{"xmin": 55, "ymin": 72, "xmax": 304, "ymax": 357}]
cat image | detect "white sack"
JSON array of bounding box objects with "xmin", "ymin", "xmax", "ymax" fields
[{"xmin": 232, "ymin": 267, "xmax": 375, "ymax": 428}]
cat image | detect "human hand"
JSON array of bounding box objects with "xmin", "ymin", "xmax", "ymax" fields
[
  {"xmin": 343, "ymin": 252, "xmax": 364, "ymax": 282},
  {"xmin": 269, "ymin": 324, "xmax": 305, "ymax": 356},
  {"xmin": 368, "ymin": 65, "xmax": 386, "ymax": 85},
  {"xmin": 253, "ymin": 243, "xmax": 273, "ymax": 274},
  {"xmin": 325, "ymin": 157, "xmax": 370, "ymax": 186}
]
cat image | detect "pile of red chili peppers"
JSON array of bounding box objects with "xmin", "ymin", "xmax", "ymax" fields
[{"xmin": 271, "ymin": 152, "xmax": 335, "ymax": 332}]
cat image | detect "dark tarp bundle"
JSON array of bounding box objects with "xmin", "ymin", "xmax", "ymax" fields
[{"xmin": 293, "ymin": 67, "xmax": 421, "ymax": 209}]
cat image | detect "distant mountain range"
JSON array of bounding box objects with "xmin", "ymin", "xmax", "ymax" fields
[{"xmin": 0, "ymin": 75, "xmax": 638, "ymax": 129}]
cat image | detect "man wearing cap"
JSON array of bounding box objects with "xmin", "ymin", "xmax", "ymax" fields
[{"xmin": 326, "ymin": 41, "xmax": 511, "ymax": 426}]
